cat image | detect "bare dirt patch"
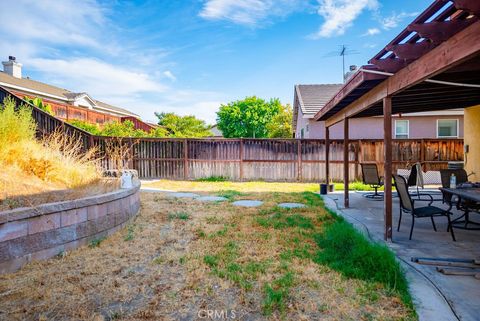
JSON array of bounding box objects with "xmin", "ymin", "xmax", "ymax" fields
[{"xmin": 0, "ymin": 189, "xmax": 414, "ymax": 320}]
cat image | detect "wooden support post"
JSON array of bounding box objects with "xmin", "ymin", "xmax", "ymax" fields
[
  {"xmin": 344, "ymin": 118, "xmax": 349, "ymax": 208},
  {"xmin": 183, "ymin": 139, "xmax": 189, "ymax": 180},
  {"xmin": 239, "ymin": 139, "xmax": 244, "ymax": 181},
  {"xmin": 383, "ymin": 97, "xmax": 393, "ymax": 242},
  {"xmin": 325, "ymin": 127, "xmax": 330, "ymax": 184},
  {"xmin": 297, "ymin": 140, "xmax": 302, "ymax": 181}
]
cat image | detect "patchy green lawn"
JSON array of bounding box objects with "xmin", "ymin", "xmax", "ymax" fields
[{"xmin": 0, "ymin": 182, "xmax": 414, "ymax": 320}]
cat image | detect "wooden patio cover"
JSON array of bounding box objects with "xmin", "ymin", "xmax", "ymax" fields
[{"xmin": 314, "ymin": 0, "xmax": 480, "ymax": 241}]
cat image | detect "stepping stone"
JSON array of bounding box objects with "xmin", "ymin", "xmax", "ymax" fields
[
  {"xmin": 278, "ymin": 203, "xmax": 306, "ymax": 209},
  {"xmin": 232, "ymin": 200, "xmax": 263, "ymax": 207},
  {"xmin": 168, "ymin": 192, "xmax": 200, "ymax": 199},
  {"xmin": 196, "ymin": 196, "xmax": 228, "ymax": 202}
]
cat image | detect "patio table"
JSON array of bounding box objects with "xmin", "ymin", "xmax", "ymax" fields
[{"xmin": 439, "ymin": 187, "xmax": 480, "ymax": 230}]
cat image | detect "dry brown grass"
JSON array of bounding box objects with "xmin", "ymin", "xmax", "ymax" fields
[
  {"xmin": 0, "ymin": 189, "xmax": 414, "ymax": 321},
  {"xmin": 143, "ymin": 179, "xmax": 320, "ymax": 193},
  {"xmin": 0, "ymin": 131, "xmax": 113, "ymax": 211},
  {"xmin": 0, "ymin": 97, "xmax": 111, "ymax": 211}
]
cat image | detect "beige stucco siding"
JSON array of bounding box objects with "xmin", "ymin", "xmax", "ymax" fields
[
  {"xmin": 296, "ymin": 114, "xmax": 464, "ymax": 139},
  {"xmin": 464, "ymin": 105, "xmax": 480, "ymax": 181}
]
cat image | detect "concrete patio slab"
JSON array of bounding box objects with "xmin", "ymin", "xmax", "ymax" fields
[
  {"xmin": 278, "ymin": 203, "xmax": 306, "ymax": 209},
  {"xmin": 232, "ymin": 200, "xmax": 263, "ymax": 207},
  {"xmin": 323, "ymin": 191, "xmax": 480, "ymax": 321}
]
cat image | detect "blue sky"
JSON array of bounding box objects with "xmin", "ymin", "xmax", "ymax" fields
[{"xmin": 0, "ymin": 0, "xmax": 433, "ymax": 124}]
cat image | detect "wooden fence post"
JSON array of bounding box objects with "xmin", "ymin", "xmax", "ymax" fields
[
  {"xmin": 128, "ymin": 138, "xmax": 134, "ymax": 169},
  {"xmin": 355, "ymin": 140, "xmax": 360, "ymax": 180},
  {"xmin": 239, "ymin": 139, "xmax": 244, "ymax": 181},
  {"xmin": 297, "ymin": 140, "xmax": 302, "ymax": 181},
  {"xmin": 89, "ymin": 135, "xmax": 94, "ymax": 151},
  {"xmin": 184, "ymin": 139, "xmax": 189, "ymax": 180},
  {"xmin": 420, "ymin": 139, "xmax": 425, "ymax": 171}
]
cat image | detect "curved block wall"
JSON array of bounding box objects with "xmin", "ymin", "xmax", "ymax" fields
[{"xmin": 0, "ymin": 181, "xmax": 141, "ymax": 274}]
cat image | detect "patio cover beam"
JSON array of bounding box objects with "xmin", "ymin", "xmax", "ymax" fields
[
  {"xmin": 322, "ymin": 20, "xmax": 480, "ymax": 127},
  {"xmin": 344, "ymin": 118, "xmax": 349, "ymax": 208},
  {"xmin": 325, "ymin": 126, "xmax": 330, "ymax": 185},
  {"xmin": 383, "ymin": 97, "xmax": 393, "ymax": 241}
]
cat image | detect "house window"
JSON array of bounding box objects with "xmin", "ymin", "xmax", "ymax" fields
[
  {"xmin": 306, "ymin": 124, "xmax": 309, "ymax": 132},
  {"xmin": 395, "ymin": 120, "xmax": 409, "ymax": 139},
  {"xmin": 437, "ymin": 119, "xmax": 458, "ymax": 138},
  {"xmin": 300, "ymin": 128, "xmax": 304, "ymax": 139}
]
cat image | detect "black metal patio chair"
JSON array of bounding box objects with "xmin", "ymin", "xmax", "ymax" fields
[
  {"xmin": 361, "ymin": 163, "xmax": 384, "ymax": 200},
  {"xmin": 440, "ymin": 169, "xmax": 480, "ymax": 229},
  {"xmin": 393, "ymin": 174, "xmax": 455, "ymax": 241}
]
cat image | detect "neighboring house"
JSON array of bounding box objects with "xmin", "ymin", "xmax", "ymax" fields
[
  {"xmin": 209, "ymin": 124, "xmax": 223, "ymax": 138},
  {"xmin": 0, "ymin": 56, "xmax": 155, "ymax": 131},
  {"xmin": 293, "ymin": 84, "xmax": 464, "ymax": 139}
]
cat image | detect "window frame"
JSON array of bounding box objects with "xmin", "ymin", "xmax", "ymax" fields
[
  {"xmin": 394, "ymin": 119, "xmax": 409, "ymax": 139},
  {"xmin": 436, "ymin": 119, "xmax": 459, "ymax": 138}
]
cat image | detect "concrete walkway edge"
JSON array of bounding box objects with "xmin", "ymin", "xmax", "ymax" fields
[{"xmin": 321, "ymin": 196, "xmax": 459, "ymax": 321}]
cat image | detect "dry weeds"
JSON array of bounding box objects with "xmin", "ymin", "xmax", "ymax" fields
[{"xmin": 0, "ymin": 189, "xmax": 414, "ymax": 321}]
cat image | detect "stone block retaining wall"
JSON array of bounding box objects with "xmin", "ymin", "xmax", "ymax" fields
[{"xmin": 0, "ymin": 180, "xmax": 141, "ymax": 274}]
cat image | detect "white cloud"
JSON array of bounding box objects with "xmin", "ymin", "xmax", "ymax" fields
[
  {"xmin": 199, "ymin": 0, "xmax": 304, "ymax": 26},
  {"xmin": 163, "ymin": 70, "xmax": 177, "ymax": 81},
  {"xmin": 311, "ymin": 0, "xmax": 378, "ymax": 38},
  {"xmin": 107, "ymin": 90, "xmax": 226, "ymax": 124},
  {"xmin": 0, "ymin": 0, "xmax": 107, "ymax": 51},
  {"xmin": 26, "ymin": 57, "xmax": 225, "ymax": 123},
  {"xmin": 0, "ymin": 1, "xmax": 226, "ymax": 123},
  {"xmin": 28, "ymin": 58, "xmax": 166, "ymax": 97},
  {"xmin": 363, "ymin": 28, "xmax": 380, "ymax": 36},
  {"xmin": 363, "ymin": 43, "xmax": 378, "ymax": 49},
  {"xmin": 378, "ymin": 11, "xmax": 418, "ymax": 30}
]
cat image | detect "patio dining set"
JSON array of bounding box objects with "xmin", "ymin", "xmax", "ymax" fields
[{"xmin": 360, "ymin": 163, "xmax": 480, "ymax": 241}]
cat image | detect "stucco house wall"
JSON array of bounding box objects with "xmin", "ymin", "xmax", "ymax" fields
[
  {"xmin": 296, "ymin": 110, "xmax": 464, "ymax": 139},
  {"xmin": 464, "ymin": 105, "xmax": 480, "ymax": 181}
]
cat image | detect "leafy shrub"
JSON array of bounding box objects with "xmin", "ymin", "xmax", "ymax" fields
[
  {"xmin": 23, "ymin": 96, "xmax": 54, "ymax": 115},
  {"xmin": 69, "ymin": 119, "xmax": 101, "ymax": 135},
  {"xmin": 0, "ymin": 97, "xmax": 36, "ymax": 149}
]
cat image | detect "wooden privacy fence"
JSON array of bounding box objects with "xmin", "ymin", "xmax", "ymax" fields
[
  {"xmin": 1, "ymin": 87, "xmax": 464, "ymax": 182},
  {"xmin": 94, "ymin": 138, "xmax": 463, "ymax": 182}
]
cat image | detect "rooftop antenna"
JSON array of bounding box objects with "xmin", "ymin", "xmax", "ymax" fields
[{"xmin": 323, "ymin": 45, "xmax": 359, "ymax": 83}]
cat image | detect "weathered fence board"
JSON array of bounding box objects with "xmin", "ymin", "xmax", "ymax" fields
[{"xmin": 2, "ymin": 87, "xmax": 464, "ymax": 182}]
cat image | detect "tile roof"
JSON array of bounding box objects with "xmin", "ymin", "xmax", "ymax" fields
[
  {"xmin": 295, "ymin": 84, "xmax": 343, "ymax": 116},
  {"xmin": 0, "ymin": 70, "xmax": 138, "ymax": 117},
  {"xmin": 94, "ymin": 100, "xmax": 139, "ymax": 117},
  {"xmin": 0, "ymin": 70, "xmax": 70, "ymax": 98}
]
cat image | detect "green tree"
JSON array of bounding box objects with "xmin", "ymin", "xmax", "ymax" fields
[
  {"xmin": 148, "ymin": 126, "xmax": 168, "ymax": 138},
  {"xmin": 216, "ymin": 96, "xmax": 285, "ymax": 138},
  {"xmin": 266, "ymin": 103, "xmax": 293, "ymax": 138},
  {"xmin": 155, "ymin": 112, "xmax": 212, "ymax": 138},
  {"xmin": 101, "ymin": 120, "xmax": 147, "ymax": 137}
]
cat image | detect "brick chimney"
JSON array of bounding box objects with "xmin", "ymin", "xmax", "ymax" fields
[{"xmin": 2, "ymin": 56, "xmax": 22, "ymax": 78}]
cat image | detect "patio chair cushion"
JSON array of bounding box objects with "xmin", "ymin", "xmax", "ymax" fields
[{"xmin": 414, "ymin": 206, "xmax": 446, "ymax": 217}]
